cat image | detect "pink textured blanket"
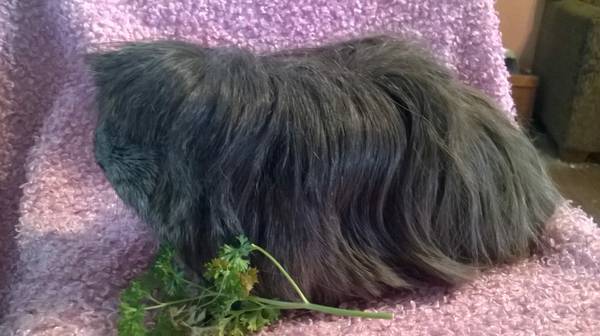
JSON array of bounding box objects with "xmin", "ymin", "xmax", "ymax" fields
[{"xmin": 0, "ymin": 1, "xmax": 598, "ymax": 335}]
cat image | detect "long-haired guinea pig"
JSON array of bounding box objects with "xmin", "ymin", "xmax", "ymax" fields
[{"xmin": 88, "ymin": 36, "xmax": 560, "ymax": 305}]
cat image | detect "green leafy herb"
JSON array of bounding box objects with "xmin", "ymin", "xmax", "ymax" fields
[{"xmin": 117, "ymin": 236, "xmax": 393, "ymax": 335}]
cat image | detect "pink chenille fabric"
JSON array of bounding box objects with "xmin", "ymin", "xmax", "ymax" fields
[{"xmin": 0, "ymin": 1, "xmax": 598, "ymax": 335}]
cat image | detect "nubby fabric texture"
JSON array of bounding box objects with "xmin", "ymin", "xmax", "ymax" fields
[{"xmin": 0, "ymin": 1, "xmax": 598, "ymax": 335}]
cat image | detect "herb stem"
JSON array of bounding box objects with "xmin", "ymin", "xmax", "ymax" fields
[
  {"xmin": 252, "ymin": 297, "xmax": 394, "ymax": 320},
  {"xmin": 144, "ymin": 296, "xmax": 204, "ymax": 310},
  {"xmin": 146, "ymin": 295, "xmax": 162, "ymax": 305},
  {"xmin": 251, "ymin": 244, "xmax": 309, "ymax": 304},
  {"xmin": 180, "ymin": 278, "xmax": 214, "ymax": 293}
]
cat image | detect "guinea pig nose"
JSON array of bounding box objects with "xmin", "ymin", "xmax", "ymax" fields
[{"xmin": 97, "ymin": 160, "xmax": 106, "ymax": 171}]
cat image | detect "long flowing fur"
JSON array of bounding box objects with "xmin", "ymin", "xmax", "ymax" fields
[{"xmin": 89, "ymin": 36, "xmax": 560, "ymax": 304}]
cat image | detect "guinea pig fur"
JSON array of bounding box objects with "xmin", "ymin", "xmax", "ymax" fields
[{"xmin": 88, "ymin": 36, "xmax": 560, "ymax": 305}]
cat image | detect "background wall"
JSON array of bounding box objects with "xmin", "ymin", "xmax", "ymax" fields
[{"xmin": 495, "ymin": 0, "xmax": 546, "ymax": 71}]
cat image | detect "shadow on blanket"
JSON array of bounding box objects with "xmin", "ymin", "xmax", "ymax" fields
[{"xmin": 0, "ymin": 1, "xmax": 85, "ymax": 315}]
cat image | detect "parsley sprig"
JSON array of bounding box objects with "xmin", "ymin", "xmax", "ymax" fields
[{"xmin": 118, "ymin": 236, "xmax": 393, "ymax": 335}]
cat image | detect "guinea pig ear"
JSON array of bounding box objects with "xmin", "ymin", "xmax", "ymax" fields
[
  {"xmin": 86, "ymin": 42, "xmax": 210, "ymax": 143},
  {"xmin": 85, "ymin": 41, "xmax": 209, "ymax": 90}
]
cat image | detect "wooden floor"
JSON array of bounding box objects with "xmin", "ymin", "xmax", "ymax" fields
[{"xmin": 533, "ymin": 130, "xmax": 600, "ymax": 222}]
